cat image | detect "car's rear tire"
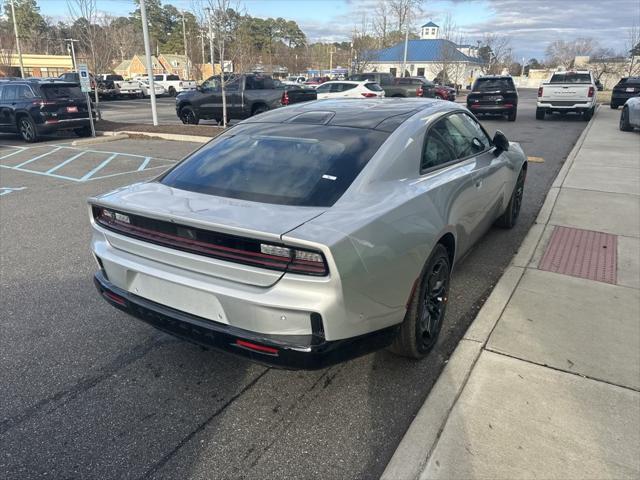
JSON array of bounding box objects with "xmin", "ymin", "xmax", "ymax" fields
[
  {"xmin": 390, "ymin": 244, "xmax": 450, "ymax": 359},
  {"xmin": 495, "ymin": 167, "xmax": 525, "ymax": 229},
  {"xmin": 610, "ymin": 102, "xmax": 618, "ymax": 110},
  {"xmin": 435, "ymin": 94, "xmax": 443, "ymax": 100},
  {"xmin": 179, "ymin": 106, "xmax": 199, "ymax": 125},
  {"xmin": 507, "ymin": 109, "xmax": 517, "ymax": 122},
  {"xmin": 168, "ymin": 86, "xmax": 177, "ymax": 97},
  {"xmin": 535, "ymin": 107, "xmax": 545, "ymax": 120},
  {"xmin": 620, "ymin": 106, "xmax": 633, "ymax": 132},
  {"xmin": 74, "ymin": 126, "xmax": 92, "ymax": 137},
  {"xmin": 18, "ymin": 115, "xmax": 38, "ymax": 143},
  {"xmin": 583, "ymin": 107, "xmax": 594, "ymax": 121}
]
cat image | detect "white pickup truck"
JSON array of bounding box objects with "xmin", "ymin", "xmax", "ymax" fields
[
  {"xmin": 536, "ymin": 70, "xmax": 597, "ymax": 121},
  {"xmin": 152, "ymin": 74, "xmax": 197, "ymax": 96},
  {"xmin": 96, "ymin": 74, "xmax": 143, "ymax": 98}
]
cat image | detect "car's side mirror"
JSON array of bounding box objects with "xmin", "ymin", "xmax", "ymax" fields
[{"xmin": 493, "ymin": 130, "xmax": 510, "ymax": 153}]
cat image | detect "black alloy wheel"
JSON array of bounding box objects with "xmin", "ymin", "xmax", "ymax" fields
[
  {"xmin": 18, "ymin": 116, "xmax": 38, "ymax": 142},
  {"xmin": 620, "ymin": 107, "xmax": 632, "ymax": 132},
  {"xmin": 496, "ymin": 167, "xmax": 525, "ymax": 228},
  {"xmin": 179, "ymin": 106, "xmax": 199, "ymax": 125},
  {"xmin": 390, "ymin": 244, "xmax": 451, "ymax": 358}
]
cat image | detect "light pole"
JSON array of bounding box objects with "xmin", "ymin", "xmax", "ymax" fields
[
  {"xmin": 182, "ymin": 11, "xmax": 188, "ymax": 57},
  {"xmin": 139, "ymin": 0, "xmax": 158, "ymax": 126},
  {"xmin": 10, "ymin": 0, "xmax": 25, "ymax": 78},
  {"xmin": 64, "ymin": 38, "xmax": 79, "ymax": 70},
  {"xmin": 401, "ymin": 24, "xmax": 409, "ymax": 78},
  {"xmin": 205, "ymin": 7, "xmax": 215, "ymax": 71}
]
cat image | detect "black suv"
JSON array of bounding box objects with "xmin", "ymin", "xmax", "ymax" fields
[
  {"xmin": 467, "ymin": 75, "xmax": 518, "ymax": 121},
  {"xmin": 610, "ymin": 77, "xmax": 640, "ymax": 109},
  {"xmin": 0, "ymin": 78, "xmax": 94, "ymax": 142}
]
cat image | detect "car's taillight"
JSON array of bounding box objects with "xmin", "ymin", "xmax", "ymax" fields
[
  {"xmin": 92, "ymin": 206, "xmax": 329, "ymax": 276},
  {"xmin": 281, "ymin": 91, "xmax": 290, "ymax": 105},
  {"xmin": 361, "ymin": 92, "xmax": 378, "ymax": 97},
  {"xmin": 416, "ymin": 86, "xmax": 423, "ymax": 96},
  {"xmin": 588, "ymin": 86, "xmax": 594, "ymax": 97},
  {"xmin": 537, "ymin": 86, "xmax": 543, "ymax": 97}
]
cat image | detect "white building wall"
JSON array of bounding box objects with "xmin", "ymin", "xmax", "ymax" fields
[{"xmin": 368, "ymin": 61, "xmax": 481, "ymax": 86}]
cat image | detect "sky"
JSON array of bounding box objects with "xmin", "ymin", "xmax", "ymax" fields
[{"xmin": 35, "ymin": 0, "xmax": 640, "ymax": 60}]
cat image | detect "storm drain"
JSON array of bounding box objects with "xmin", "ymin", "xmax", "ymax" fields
[{"xmin": 539, "ymin": 226, "xmax": 617, "ymax": 284}]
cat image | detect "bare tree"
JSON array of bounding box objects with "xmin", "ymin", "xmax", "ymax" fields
[
  {"xmin": 545, "ymin": 37, "xmax": 596, "ymax": 68},
  {"xmin": 479, "ymin": 33, "xmax": 512, "ymax": 74},
  {"xmin": 624, "ymin": 24, "xmax": 640, "ymax": 76},
  {"xmin": 372, "ymin": 0, "xmax": 390, "ymax": 48},
  {"xmin": 388, "ymin": 0, "xmax": 423, "ymax": 33}
]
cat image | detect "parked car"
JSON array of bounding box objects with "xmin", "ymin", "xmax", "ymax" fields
[
  {"xmin": 152, "ymin": 74, "xmax": 197, "ymax": 97},
  {"xmin": 283, "ymin": 76, "xmax": 307, "ymax": 85},
  {"xmin": 610, "ymin": 77, "xmax": 640, "ymax": 109},
  {"xmin": 433, "ymin": 83, "xmax": 456, "ymax": 101},
  {"xmin": 95, "ymin": 74, "xmax": 142, "ymax": 98},
  {"xmin": 348, "ymin": 73, "xmax": 420, "ymax": 98},
  {"xmin": 467, "ymin": 75, "xmax": 518, "ymax": 121},
  {"xmin": 619, "ymin": 96, "xmax": 640, "ymax": 132},
  {"xmin": 536, "ymin": 70, "xmax": 597, "ymax": 121},
  {"xmin": 138, "ymin": 78, "xmax": 166, "ymax": 97},
  {"xmin": 314, "ymin": 80, "xmax": 385, "ymax": 99},
  {"xmin": 176, "ymin": 74, "xmax": 317, "ymax": 124},
  {"xmin": 95, "ymin": 75, "xmax": 120, "ymax": 99},
  {"xmin": 396, "ymin": 77, "xmax": 437, "ymax": 98},
  {"xmin": 89, "ymin": 98, "xmax": 527, "ymax": 369},
  {"xmin": 0, "ymin": 78, "xmax": 95, "ymax": 142},
  {"xmin": 304, "ymin": 76, "xmax": 330, "ymax": 88}
]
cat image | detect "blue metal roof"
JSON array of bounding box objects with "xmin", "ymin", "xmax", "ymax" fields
[
  {"xmin": 421, "ymin": 21, "xmax": 439, "ymax": 28},
  {"xmin": 370, "ymin": 39, "xmax": 481, "ymax": 63}
]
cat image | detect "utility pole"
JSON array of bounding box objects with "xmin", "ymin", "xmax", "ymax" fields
[
  {"xmin": 10, "ymin": 0, "xmax": 25, "ymax": 78},
  {"xmin": 64, "ymin": 38, "xmax": 79, "ymax": 70},
  {"xmin": 401, "ymin": 24, "xmax": 409, "ymax": 78},
  {"xmin": 182, "ymin": 11, "xmax": 188, "ymax": 56},
  {"xmin": 198, "ymin": 31, "xmax": 205, "ymax": 64},
  {"xmin": 205, "ymin": 7, "xmax": 215, "ymax": 71},
  {"xmin": 139, "ymin": 0, "xmax": 158, "ymax": 126}
]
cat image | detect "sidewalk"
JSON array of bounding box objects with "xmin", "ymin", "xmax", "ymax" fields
[{"xmin": 383, "ymin": 107, "xmax": 640, "ymax": 480}]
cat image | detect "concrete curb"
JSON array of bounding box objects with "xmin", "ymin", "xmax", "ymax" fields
[
  {"xmin": 100, "ymin": 130, "xmax": 216, "ymax": 143},
  {"xmin": 381, "ymin": 104, "xmax": 601, "ymax": 480},
  {"xmin": 71, "ymin": 133, "xmax": 129, "ymax": 146}
]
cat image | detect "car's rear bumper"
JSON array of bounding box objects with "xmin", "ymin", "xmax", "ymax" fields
[
  {"xmin": 467, "ymin": 103, "xmax": 515, "ymax": 112},
  {"xmin": 537, "ymin": 101, "xmax": 593, "ymax": 111},
  {"xmin": 94, "ymin": 270, "xmax": 398, "ymax": 369},
  {"xmin": 611, "ymin": 92, "xmax": 638, "ymax": 105},
  {"xmin": 37, "ymin": 117, "xmax": 92, "ymax": 133}
]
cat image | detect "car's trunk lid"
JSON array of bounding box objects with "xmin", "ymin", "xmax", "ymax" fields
[
  {"xmin": 91, "ymin": 182, "xmax": 326, "ymax": 287},
  {"xmin": 39, "ymin": 83, "xmax": 90, "ymax": 120},
  {"xmin": 542, "ymin": 84, "xmax": 591, "ymax": 102}
]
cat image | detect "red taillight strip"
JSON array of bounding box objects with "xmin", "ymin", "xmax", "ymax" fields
[
  {"xmin": 236, "ymin": 339, "xmax": 279, "ymax": 355},
  {"xmin": 99, "ymin": 217, "xmax": 290, "ymax": 269},
  {"xmin": 103, "ymin": 290, "xmax": 127, "ymax": 306}
]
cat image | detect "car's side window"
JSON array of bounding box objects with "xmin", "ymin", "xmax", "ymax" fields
[
  {"xmin": 0, "ymin": 86, "xmax": 4, "ymax": 102},
  {"xmin": 3, "ymin": 85, "xmax": 18, "ymax": 101},
  {"xmin": 18, "ymin": 85, "xmax": 34, "ymax": 99},
  {"xmin": 456, "ymin": 113, "xmax": 492, "ymax": 150},
  {"xmin": 421, "ymin": 119, "xmax": 455, "ymax": 171},
  {"xmin": 445, "ymin": 113, "xmax": 490, "ymax": 158},
  {"xmin": 316, "ymin": 84, "xmax": 331, "ymax": 94}
]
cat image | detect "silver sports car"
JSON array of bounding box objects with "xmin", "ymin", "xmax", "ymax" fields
[{"xmin": 89, "ymin": 99, "xmax": 527, "ymax": 369}]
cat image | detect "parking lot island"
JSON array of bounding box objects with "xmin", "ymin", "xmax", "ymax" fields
[{"xmin": 383, "ymin": 106, "xmax": 640, "ymax": 479}]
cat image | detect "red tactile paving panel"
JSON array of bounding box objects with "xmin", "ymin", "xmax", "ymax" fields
[{"xmin": 539, "ymin": 226, "xmax": 617, "ymax": 284}]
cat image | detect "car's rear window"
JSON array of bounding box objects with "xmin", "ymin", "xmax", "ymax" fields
[
  {"xmin": 107, "ymin": 75, "xmax": 123, "ymax": 81},
  {"xmin": 549, "ymin": 73, "xmax": 591, "ymax": 84},
  {"xmin": 350, "ymin": 74, "xmax": 377, "ymax": 82},
  {"xmin": 160, "ymin": 124, "xmax": 388, "ymax": 207},
  {"xmin": 621, "ymin": 77, "xmax": 640, "ymax": 86},
  {"xmin": 365, "ymin": 83, "xmax": 383, "ymax": 92},
  {"xmin": 473, "ymin": 78, "xmax": 514, "ymax": 91},
  {"xmin": 40, "ymin": 84, "xmax": 83, "ymax": 99}
]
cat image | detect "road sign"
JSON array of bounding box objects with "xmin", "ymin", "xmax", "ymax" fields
[{"xmin": 78, "ymin": 64, "xmax": 91, "ymax": 93}]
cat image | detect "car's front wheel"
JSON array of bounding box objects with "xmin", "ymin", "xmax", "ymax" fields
[
  {"xmin": 179, "ymin": 105, "xmax": 199, "ymax": 125},
  {"xmin": 620, "ymin": 106, "xmax": 633, "ymax": 132},
  {"xmin": 390, "ymin": 244, "xmax": 450, "ymax": 359},
  {"xmin": 18, "ymin": 116, "xmax": 38, "ymax": 143}
]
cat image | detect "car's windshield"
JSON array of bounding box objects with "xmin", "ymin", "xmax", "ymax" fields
[
  {"xmin": 473, "ymin": 78, "xmax": 514, "ymax": 91},
  {"xmin": 549, "ymin": 73, "xmax": 591, "ymax": 84},
  {"xmin": 107, "ymin": 75, "xmax": 123, "ymax": 81},
  {"xmin": 41, "ymin": 84, "xmax": 83, "ymax": 99},
  {"xmin": 160, "ymin": 124, "xmax": 388, "ymax": 207}
]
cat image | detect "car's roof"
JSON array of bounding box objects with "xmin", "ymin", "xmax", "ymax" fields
[
  {"xmin": 241, "ymin": 98, "xmax": 458, "ymax": 132},
  {"xmin": 0, "ymin": 78, "xmax": 76, "ymax": 85},
  {"xmin": 476, "ymin": 75, "xmax": 513, "ymax": 79},
  {"xmin": 322, "ymin": 80, "xmax": 366, "ymax": 85}
]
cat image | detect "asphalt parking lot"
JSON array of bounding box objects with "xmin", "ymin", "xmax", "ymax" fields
[{"xmin": 1, "ymin": 90, "xmax": 590, "ymax": 479}]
